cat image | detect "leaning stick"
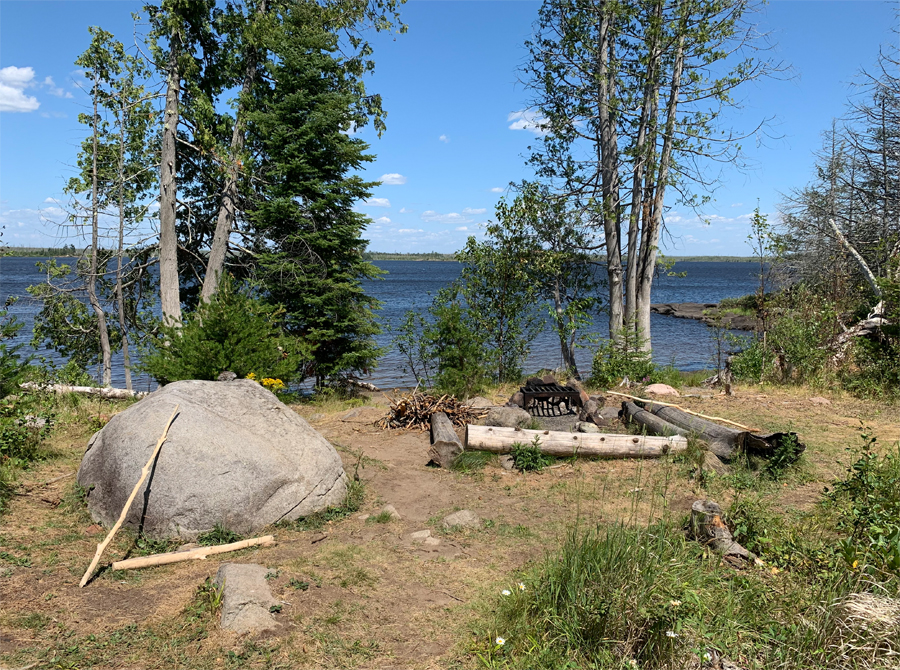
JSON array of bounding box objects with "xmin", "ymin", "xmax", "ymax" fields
[
  {"xmin": 605, "ymin": 391, "xmax": 758, "ymax": 432},
  {"xmin": 79, "ymin": 404, "xmax": 180, "ymax": 587},
  {"xmin": 111, "ymin": 535, "xmax": 276, "ymax": 571}
]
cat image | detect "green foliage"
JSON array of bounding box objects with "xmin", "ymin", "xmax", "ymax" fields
[
  {"xmin": 140, "ymin": 278, "xmax": 309, "ymax": 384},
  {"xmin": 428, "ymin": 286, "xmax": 493, "ymax": 398},
  {"xmin": 828, "ymin": 431, "xmax": 900, "ymax": 576},
  {"xmin": 0, "ymin": 300, "xmax": 29, "ymax": 398},
  {"xmin": 511, "ymin": 436, "xmax": 553, "ymax": 472},
  {"xmin": 481, "ymin": 520, "xmax": 892, "ymax": 670},
  {"xmin": 590, "ymin": 339, "xmax": 656, "ymax": 388},
  {"xmin": 197, "ymin": 523, "xmax": 243, "ymax": 547},
  {"xmin": 451, "ymin": 450, "xmax": 494, "ymax": 474},
  {"xmin": 1, "ymin": 388, "xmax": 55, "ymax": 513}
]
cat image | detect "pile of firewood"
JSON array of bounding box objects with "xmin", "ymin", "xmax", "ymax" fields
[{"xmin": 376, "ymin": 392, "xmax": 487, "ymax": 431}]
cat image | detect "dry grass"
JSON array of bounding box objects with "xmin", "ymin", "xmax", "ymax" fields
[{"xmin": 0, "ymin": 384, "xmax": 897, "ymax": 669}]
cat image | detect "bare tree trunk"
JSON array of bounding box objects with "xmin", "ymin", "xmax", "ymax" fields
[
  {"xmin": 87, "ymin": 85, "xmax": 113, "ymax": 387},
  {"xmin": 553, "ymin": 277, "xmax": 579, "ymax": 376},
  {"xmin": 624, "ymin": 1, "xmax": 661, "ymax": 337},
  {"xmin": 115, "ymin": 104, "xmax": 132, "ymax": 391},
  {"xmin": 200, "ymin": 0, "xmax": 266, "ymax": 302},
  {"xmin": 159, "ymin": 37, "xmax": 182, "ymax": 325},
  {"xmin": 635, "ymin": 23, "xmax": 685, "ymax": 351},
  {"xmin": 597, "ymin": 2, "xmax": 624, "ymax": 345}
]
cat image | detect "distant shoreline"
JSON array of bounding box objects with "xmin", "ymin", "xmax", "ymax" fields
[{"xmin": 363, "ymin": 252, "xmax": 760, "ymax": 263}]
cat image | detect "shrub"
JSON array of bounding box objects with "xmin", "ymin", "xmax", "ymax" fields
[
  {"xmin": 140, "ymin": 278, "xmax": 310, "ymax": 385},
  {"xmin": 511, "ymin": 436, "xmax": 553, "ymax": 472},
  {"xmin": 0, "ymin": 301, "xmax": 29, "ymax": 398},
  {"xmin": 590, "ymin": 340, "xmax": 656, "ymax": 388}
]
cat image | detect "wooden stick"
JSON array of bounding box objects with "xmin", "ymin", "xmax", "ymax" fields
[
  {"xmin": 111, "ymin": 535, "xmax": 276, "ymax": 571},
  {"xmin": 79, "ymin": 404, "xmax": 180, "ymax": 587},
  {"xmin": 605, "ymin": 391, "xmax": 758, "ymax": 432}
]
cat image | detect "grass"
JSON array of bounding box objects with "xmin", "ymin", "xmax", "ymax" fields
[{"xmin": 474, "ymin": 519, "xmax": 899, "ymax": 669}]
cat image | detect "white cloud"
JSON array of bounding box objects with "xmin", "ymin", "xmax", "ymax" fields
[
  {"xmin": 399, "ymin": 207, "xmax": 412, "ymax": 214},
  {"xmin": 438, "ymin": 134, "xmax": 449, "ymax": 143},
  {"xmin": 42, "ymin": 76, "xmax": 72, "ymax": 98},
  {"xmin": 421, "ymin": 210, "xmax": 473, "ymax": 225},
  {"xmin": 379, "ymin": 173, "xmax": 407, "ymax": 185},
  {"xmin": 507, "ymin": 109, "xmax": 548, "ymax": 135},
  {"xmin": 0, "ymin": 66, "xmax": 39, "ymax": 112},
  {"xmin": 731, "ymin": 202, "xmax": 744, "ymax": 208},
  {"xmin": 397, "ymin": 228, "xmax": 424, "ymax": 234},
  {"xmin": 455, "ymin": 226, "xmax": 469, "ymax": 232},
  {"xmin": 490, "ymin": 187, "xmax": 504, "ymax": 193},
  {"xmin": 375, "ymin": 216, "xmax": 391, "ymax": 224},
  {"xmin": 462, "ymin": 207, "xmax": 486, "ymax": 215},
  {"xmin": 362, "ymin": 197, "xmax": 391, "ymax": 208}
]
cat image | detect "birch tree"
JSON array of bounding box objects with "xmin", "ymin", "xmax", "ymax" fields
[{"xmin": 523, "ymin": 0, "xmax": 780, "ymax": 351}]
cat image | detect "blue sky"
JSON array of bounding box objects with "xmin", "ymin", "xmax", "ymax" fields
[{"xmin": 0, "ymin": 0, "xmax": 896, "ymax": 255}]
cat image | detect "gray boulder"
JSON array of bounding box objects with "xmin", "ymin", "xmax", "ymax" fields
[
  {"xmin": 77, "ymin": 379, "xmax": 348, "ymax": 539},
  {"xmin": 442, "ymin": 509, "xmax": 481, "ymax": 530},
  {"xmin": 484, "ymin": 406, "xmax": 532, "ymax": 429},
  {"xmin": 215, "ymin": 563, "xmax": 279, "ymax": 635}
]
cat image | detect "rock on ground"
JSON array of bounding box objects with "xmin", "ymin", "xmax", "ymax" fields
[
  {"xmin": 77, "ymin": 379, "xmax": 348, "ymax": 539},
  {"xmin": 467, "ymin": 396, "xmax": 496, "ymax": 408},
  {"xmin": 381, "ymin": 504, "xmax": 402, "ymax": 520},
  {"xmin": 215, "ymin": 563, "xmax": 279, "ymax": 635},
  {"xmin": 644, "ymin": 383, "xmax": 679, "ymax": 396},
  {"xmin": 574, "ymin": 421, "xmax": 601, "ymax": 433},
  {"xmin": 483, "ymin": 406, "xmax": 532, "ymax": 429},
  {"xmin": 442, "ymin": 510, "xmax": 481, "ymax": 530}
]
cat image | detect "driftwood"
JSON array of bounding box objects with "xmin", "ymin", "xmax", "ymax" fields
[
  {"xmin": 689, "ymin": 500, "xmax": 758, "ymax": 565},
  {"xmin": 79, "ymin": 404, "xmax": 179, "ymax": 587},
  {"xmin": 621, "ymin": 402, "xmax": 687, "ymax": 438},
  {"xmin": 429, "ymin": 412, "xmax": 463, "ymax": 468},
  {"xmin": 20, "ymin": 382, "xmax": 146, "ymax": 399},
  {"xmin": 465, "ymin": 425, "xmax": 687, "ymax": 458},
  {"xmin": 606, "ymin": 390, "xmax": 758, "ymax": 431},
  {"xmin": 377, "ymin": 391, "xmax": 487, "ymax": 431},
  {"xmin": 111, "ymin": 535, "xmax": 276, "ymax": 571}
]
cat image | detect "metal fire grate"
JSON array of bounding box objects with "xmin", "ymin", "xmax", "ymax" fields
[{"xmin": 520, "ymin": 383, "xmax": 581, "ymax": 416}]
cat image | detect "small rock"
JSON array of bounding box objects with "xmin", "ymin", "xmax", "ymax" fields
[
  {"xmin": 467, "ymin": 396, "xmax": 495, "ymax": 408},
  {"xmin": 598, "ymin": 406, "xmax": 620, "ymax": 421},
  {"xmin": 645, "ymin": 383, "xmax": 679, "ymax": 396},
  {"xmin": 809, "ymin": 396, "xmax": 831, "ymax": 406},
  {"xmin": 85, "ymin": 524, "xmax": 104, "ymax": 535},
  {"xmin": 541, "ymin": 374, "xmax": 557, "ymax": 385},
  {"xmin": 423, "ymin": 537, "xmax": 441, "ymax": 546},
  {"xmin": 214, "ymin": 563, "xmax": 279, "ymax": 635},
  {"xmin": 499, "ymin": 455, "xmax": 515, "ymax": 471},
  {"xmin": 217, "ymin": 371, "xmax": 238, "ymax": 382},
  {"xmin": 578, "ymin": 399, "xmax": 599, "ymax": 422},
  {"xmin": 442, "ymin": 510, "xmax": 481, "ymax": 530},
  {"xmin": 525, "ymin": 376, "xmax": 544, "ymax": 387},
  {"xmin": 357, "ymin": 514, "xmax": 370, "ymax": 521},
  {"xmin": 574, "ymin": 421, "xmax": 601, "ymax": 433},
  {"xmin": 484, "ymin": 406, "xmax": 532, "ymax": 429},
  {"xmin": 409, "ymin": 530, "xmax": 432, "ymax": 542},
  {"xmin": 24, "ymin": 415, "xmax": 47, "ymax": 429},
  {"xmin": 381, "ymin": 504, "xmax": 402, "ymax": 521},
  {"xmin": 507, "ymin": 391, "xmax": 525, "ymax": 408}
]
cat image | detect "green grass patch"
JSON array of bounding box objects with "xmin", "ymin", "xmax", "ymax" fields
[{"xmin": 452, "ymin": 450, "xmax": 494, "ymax": 473}]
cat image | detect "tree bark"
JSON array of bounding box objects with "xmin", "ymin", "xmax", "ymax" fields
[
  {"xmin": 429, "ymin": 411, "xmax": 463, "ymax": 468},
  {"xmin": 87, "ymin": 83, "xmax": 113, "ymax": 387},
  {"xmin": 200, "ymin": 0, "xmax": 266, "ymax": 302},
  {"xmin": 115, "ymin": 103, "xmax": 132, "ymax": 391},
  {"xmin": 689, "ymin": 499, "xmax": 757, "ymax": 562},
  {"xmin": 635, "ymin": 13, "xmax": 685, "ymax": 351},
  {"xmin": 620, "ymin": 401, "xmax": 687, "ymax": 437},
  {"xmin": 465, "ymin": 424, "xmax": 686, "ymax": 458},
  {"xmin": 20, "ymin": 382, "xmax": 146, "ymax": 399},
  {"xmin": 159, "ymin": 36, "xmax": 182, "ymax": 325}
]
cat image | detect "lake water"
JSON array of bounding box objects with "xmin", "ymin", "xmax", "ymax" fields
[{"xmin": 1, "ymin": 257, "xmax": 760, "ymax": 389}]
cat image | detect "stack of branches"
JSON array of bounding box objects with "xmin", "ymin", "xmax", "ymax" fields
[{"xmin": 376, "ymin": 392, "xmax": 487, "ymax": 431}]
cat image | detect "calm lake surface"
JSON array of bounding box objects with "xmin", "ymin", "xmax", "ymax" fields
[{"xmin": 1, "ymin": 257, "xmax": 760, "ymax": 389}]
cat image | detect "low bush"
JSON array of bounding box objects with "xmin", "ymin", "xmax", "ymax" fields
[
  {"xmin": 510, "ymin": 437, "xmax": 553, "ymax": 472},
  {"xmin": 140, "ymin": 278, "xmax": 310, "ymax": 385}
]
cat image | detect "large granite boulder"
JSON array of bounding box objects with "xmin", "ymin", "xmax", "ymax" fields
[{"xmin": 77, "ymin": 379, "xmax": 348, "ymax": 539}]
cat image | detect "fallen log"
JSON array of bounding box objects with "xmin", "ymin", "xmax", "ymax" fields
[
  {"xmin": 429, "ymin": 411, "xmax": 463, "ymax": 468},
  {"xmin": 111, "ymin": 535, "xmax": 276, "ymax": 571},
  {"xmin": 465, "ymin": 425, "xmax": 687, "ymax": 458},
  {"xmin": 689, "ymin": 500, "xmax": 759, "ymax": 565},
  {"xmin": 79, "ymin": 404, "xmax": 179, "ymax": 587},
  {"xmin": 621, "ymin": 402, "xmax": 687, "ymax": 438},
  {"xmin": 606, "ymin": 390, "xmax": 757, "ymax": 431},
  {"xmin": 20, "ymin": 382, "xmax": 146, "ymax": 400},
  {"xmin": 646, "ymin": 403, "xmax": 803, "ymax": 463}
]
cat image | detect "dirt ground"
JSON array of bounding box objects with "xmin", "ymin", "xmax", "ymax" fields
[{"xmin": 1, "ymin": 385, "xmax": 898, "ymax": 669}]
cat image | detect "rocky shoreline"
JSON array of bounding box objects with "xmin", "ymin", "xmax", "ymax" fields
[{"xmin": 650, "ymin": 302, "xmax": 758, "ymax": 331}]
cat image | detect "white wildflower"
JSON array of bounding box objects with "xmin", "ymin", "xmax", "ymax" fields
[
  {"xmin": 665, "ymin": 631, "xmax": 678, "ymax": 638},
  {"xmin": 495, "ymin": 636, "xmax": 506, "ymax": 646},
  {"xmin": 501, "ymin": 589, "xmax": 511, "ymax": 596}
]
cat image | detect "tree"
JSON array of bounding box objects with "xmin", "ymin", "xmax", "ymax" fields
[
  {"xmin": 496, "ymin": 182, "xmax": 603, "ymax": 378},
  {"xmin": 522, "ymin": 0, "xmax": 780, "ymax": 351}
]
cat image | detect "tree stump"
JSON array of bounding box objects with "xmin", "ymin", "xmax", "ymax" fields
[
  {"xmin": 689, "ymin": 500, "xmax": 756, "ymax": 563},
  {"xmin": 429, "ymin": 412, "xmax": 463, "ymax": 468}
]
